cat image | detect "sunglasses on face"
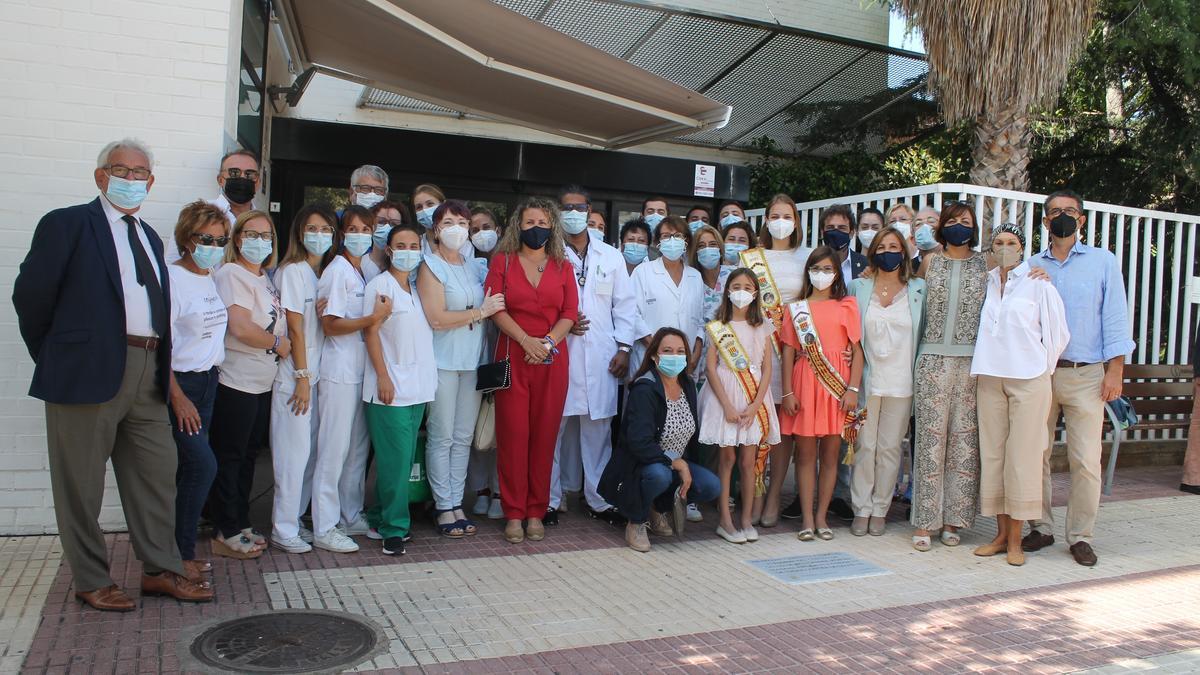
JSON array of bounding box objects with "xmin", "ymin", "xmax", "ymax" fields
[{"xmin": 191, "ymin": 233, "xmax": 230, "ymax": 247}]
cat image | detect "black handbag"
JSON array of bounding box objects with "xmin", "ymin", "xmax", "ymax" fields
[{"xmin": 476, "ymin": 254, "xmax": 512, "ymax": 393}]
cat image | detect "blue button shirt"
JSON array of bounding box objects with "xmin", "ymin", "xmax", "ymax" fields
[{"xmin": 1029, "ymin": 241, "xmax": 1135, "ymax": 364}]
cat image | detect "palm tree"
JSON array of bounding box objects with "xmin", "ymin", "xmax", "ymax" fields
[{"xmin": 896, "ymin": 0, "xmax": 1097, "ymax": 191}]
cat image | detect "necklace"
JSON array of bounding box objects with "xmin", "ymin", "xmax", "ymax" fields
[{"xmin": 521, "ymin": 253, "xmax": 546, "ymax": 273}]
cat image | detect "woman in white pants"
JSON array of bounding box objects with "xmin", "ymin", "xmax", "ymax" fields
[
  {"xmin": 313, "ymin": 205, "xmax": 388, "ymax": 553},
  {"xmin": 418, "ymin": 200, "xmax": 505, "ymax": 537},
  {"xmin": 847, "ymin": 227, "xmax": 925, "ymax": 537},
  {"xmin": 269, "ymin": 204, "xmax": 337, "ymax": 553}
]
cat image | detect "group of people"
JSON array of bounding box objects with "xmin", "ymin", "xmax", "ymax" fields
[{"xmin": 13, "ymin": 137, "xmax": 1135, "ymax": 613}]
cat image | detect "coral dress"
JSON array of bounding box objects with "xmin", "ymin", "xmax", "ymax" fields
[
  {"xmin": 779, "ymin": 297, "xmax": 861, "ymax": 437},
  {"xmin": 697, "ymin": 320, "xmax": 781, "ymax": 448}
]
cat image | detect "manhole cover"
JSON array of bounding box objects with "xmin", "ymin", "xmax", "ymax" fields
[{"xmin": 185, "ymin": 609, "xmax": 384, "ymax": 673}]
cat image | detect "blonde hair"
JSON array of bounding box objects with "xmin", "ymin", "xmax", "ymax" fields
[
  {"xmin": 864, "ymin": 226, "xmax": 913, "ymax": 283},
  {"xmin": 226, "ymin": 209, "xmax": 278, "ymax": 268},
  {"xmin": 885, "ymin": 203, "xmax": 915, "ymax": 223},
  {"xmin": 495, "ymin": 196, "xmax": 567, "ymax": 261},
  {"xmin": 412, "ymin": 183, "xmax": 446, "ymax": 204},
  {"xmin": 689, "ymin": 224, "xmax": 724, "ymax": 270},
  {"xmin": 173, "ymin": 200, "xmax": 229, "ymax": 257}
]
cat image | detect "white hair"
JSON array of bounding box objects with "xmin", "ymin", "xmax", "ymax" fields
[
  {"xmin": 350, "ymin": 164, "xmax": 388, "ymax": 191},
  {"xmin": 96, "ymin": 138, "xmax": 154, "ymax": 170}
]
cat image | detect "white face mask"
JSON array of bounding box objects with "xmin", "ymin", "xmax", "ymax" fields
[
  {"xmin": 857, "ymin": 230, "xmax": 876, "ymax": 249},
  {"xmin": 471, "ymin": 229, "xmax": 498, "ymax": 253},
  {"xmin": 729, "ymin": 289, "xmax": 756, "ymax": 309},
  {"xmin": 355, "ymin": 192, "xmax": 384, "ymax": 209},
  {"xmin": 767, "ymin": 218, "xmax": 795, "ymax": 240},
  {"xmin": 439, "ymin": 224, "xmax": 469, "ymax": 250},
  {"xmin": 891, "ymin": 221, "xmax": 912, "ymax": 240},
  {"xmin": 808, "ymin": 270, "xmax": 835, "ymax": 291}
]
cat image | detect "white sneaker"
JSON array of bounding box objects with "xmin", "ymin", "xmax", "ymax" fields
[
  {"xmin": 271, "ymin": 535, "xmax": 312, "ymax": 554},
  {"xmin": 366, "ymin": 527, "xmax": 383, "ymax": 541},
  {"xmin": 487, "ymin": 497, "xmax": 505, "ymax": 520},
  {"xmin": 298, "ymin": 526, "xmax": 314, "ymax": 544},
  {"xmin": 686, "ymin": 503, "xmax": 703, "ymax": 522},
  {"xmin": 313, "ymin": 529, "xmax": 359, "ymax": 553},
  {"xmin": 341, "ymin": 514, "xmax": 371, "ymax": 536}
]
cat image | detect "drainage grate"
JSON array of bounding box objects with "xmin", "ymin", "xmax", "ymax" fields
[{"xmin": 185, "ymin": 609, "xmax": 385, "ymax": 673}]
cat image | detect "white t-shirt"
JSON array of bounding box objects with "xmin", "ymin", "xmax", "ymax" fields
[
  {"xmin": 214, "ymin": 262, "xmax": 284, "ymax": 394},
  {"xmin": 317, "ymin": 255, "xmax": 368, "ymax": 385},
  {"xmin": 274, "ymin": 262, "xmax": 323, "ymax": 390},
  {"xmin": 168, "ymin": 265, "xmax": 227, "ymax": 373},
  {"xmin": 362, "ymin": 272, "xmax": 437, "ymax": 407},
  {"xmin": 763, "ymin": 246, "xmax": 813, "ymax": 304}
]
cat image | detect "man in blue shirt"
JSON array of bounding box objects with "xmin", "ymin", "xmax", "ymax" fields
[{"xmin": 1023, "ymin": 189, "xmax": 1135, "ymax": 567}]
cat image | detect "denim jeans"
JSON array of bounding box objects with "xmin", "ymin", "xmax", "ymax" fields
[
  {"xmin": 633, "ymin": 460, "xmax": 721, "ymax": 524},
  {"xmin": 169, "ymin": 368, "xmax": 219, "ymax": 560}
]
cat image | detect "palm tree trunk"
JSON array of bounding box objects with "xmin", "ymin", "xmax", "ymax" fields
[{"xmin": 969, "ymin": 106, "xmax": 1032, "ymax": 192}]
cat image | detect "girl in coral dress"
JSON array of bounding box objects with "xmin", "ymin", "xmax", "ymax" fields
[{"xmin": 780, "ymin": 246, "xmax": 863, "ymax": 542}]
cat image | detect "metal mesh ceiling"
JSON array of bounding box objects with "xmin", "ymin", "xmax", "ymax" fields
[{"xmin": 357, "ymin": 0, "xmax": 927, "ymax": 155}]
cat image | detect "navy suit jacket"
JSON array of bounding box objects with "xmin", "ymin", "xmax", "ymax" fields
[
  {"xmin": 849, "ymin": 250, "xmax": 869, "ymax": 279},
  {"xmin": 12, "ymin": 198, "xmax": 172, "ymax": 405}
]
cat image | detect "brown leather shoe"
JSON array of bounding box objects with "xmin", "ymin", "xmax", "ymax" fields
[
  {"xmin": 75, "ymin": 585, "xmax": 135, "ymax": 612},
  {"xmin": 1021, "ymin": 530, "xmax": 1055, "ymax": 552},
  {"xmin": 1070, "ymin": 541, "xmax": 1098, "ymax": 567},
  {"xmin": 141, "ymin": 571, "xmax": 214, "ymax": 603},
  {"xmin": 182, "ymin": 559, "xmax": 211, "ymax": 583}
]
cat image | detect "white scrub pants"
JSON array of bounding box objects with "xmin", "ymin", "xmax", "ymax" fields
[
  {"xmin": 270, "ymin": 379, "xmax": 319, "ymax": 541},
  {"xmin": 550, "ymin": 415, "xmax": 614, "ymax": 511},
  {"xmin": 313, "ymin": 380, "xmax": 369, "ymax": 536},
  {"xmin": 426, "ymin": 369, "xmax": 481, "ymax": 511}
]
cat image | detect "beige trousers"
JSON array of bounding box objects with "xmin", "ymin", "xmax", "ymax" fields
[
  {"xmin": 851, "ymin": 395, "xmax": 912, "ymax": 517},
  {"xmin": 978, "ymin": 373, "xmax": 1053, "ymax": 521},
  {"xmin": 1032, "ymin": 363, "xmax": 1105, "ymax": 545}
]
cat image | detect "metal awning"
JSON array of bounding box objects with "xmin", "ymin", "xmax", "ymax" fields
[
  {"xmin": 360, "ymin": 0, "xmax": 929, "ymax": 156},
  {"xmin": 273, "ymin": 0, "xmax": 731, "ymax": 149}
]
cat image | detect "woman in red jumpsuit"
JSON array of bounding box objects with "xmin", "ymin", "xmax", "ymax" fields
[{"xmin": 485, "ymin": 197, "xmax": 579, "ymax": 544}]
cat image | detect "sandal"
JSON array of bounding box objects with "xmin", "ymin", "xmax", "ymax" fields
[
  {"xmin": 241, "ymin": 528, "xmax": 267, "ymax": 546},
  {"xmin": 211, "ymin": 533, "xmax": 263, "ymax": 559},
  {"xmin": 434, "ymin": 510, "xmax": 465, "ymax": 538},
  {"xmin": 940, "ymin": 530, "xmax": 961, "ymax": 547},
  {"xmin": 453, "ymin": 506, "xmax": 478, "ymax": 536},
  {"xmin": 797, "ymin": 528, "xmax": 815, "ymax": 542},
  {"xmin": 912, "ymin": 535, "xmax": 932, "ymax": 552},
  {"xmin": 816, "ymin": 528, "xmax": 834, "ymax": 541}
]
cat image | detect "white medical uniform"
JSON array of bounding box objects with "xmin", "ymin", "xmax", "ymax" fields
[{"xmin": 629, "ymin": 257, "xmax": 706, "ymax": 378}]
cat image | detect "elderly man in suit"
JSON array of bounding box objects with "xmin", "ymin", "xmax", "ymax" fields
[{"xmin": 12, "ymin": 139, "xmax": 213, "ymax": 610}]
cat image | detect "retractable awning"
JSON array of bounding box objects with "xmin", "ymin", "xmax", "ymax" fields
[{"xmin": 274, "ymin": 0, "xmax": 731, "ymax": 149}]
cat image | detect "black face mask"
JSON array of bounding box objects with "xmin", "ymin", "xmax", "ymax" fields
[
  {"xmin": 823, "ymin": 228, "xmax": 851, "ymax": 250},
  {"xmin": 942, "ymin": 223, "xmax": 974, "ymax": 247},
  {"xmin": 872, "ymin": 251, "xmax": 905, "ymax": 272},
  {"xmin": 223, "ymin": 176, "xmax": 256, "ymax": 205},
  {"xmin": 520, "ymin": 225, "xmax": 552, "ymax": 250},
  {"xmin": 1049, "ymin": 213, "xmax": 1078, "ymax": 239}
]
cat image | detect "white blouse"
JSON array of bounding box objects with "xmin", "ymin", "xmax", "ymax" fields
[
  {"xmin": 361, "ymin": 272, "xmax": 437, "ymax": 407},
  {"xmin": 763, "ymin": 246, "xmax": 813, "ymax": 304},
  {"xmin": 971, "ymin": 262, "xmax": 1071, "ymax": 380},
  {"xmin": 864, "ymin": 289, "xmax": 914, "ymax": 397}
]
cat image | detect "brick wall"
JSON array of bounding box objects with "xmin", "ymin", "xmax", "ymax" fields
[{"xmin": 0, "ymin": 0, "xmax": 239, "ymax": 534}]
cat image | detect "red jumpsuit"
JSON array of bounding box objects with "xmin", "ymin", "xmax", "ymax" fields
[{"xmin": 485, "ymin": 253, "xmax": 579, "ymax": 520}]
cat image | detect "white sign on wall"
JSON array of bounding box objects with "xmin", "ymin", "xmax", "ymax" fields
[{"xmin": 693, "ymin": 164, "xmax": 716, "ymax": 198}]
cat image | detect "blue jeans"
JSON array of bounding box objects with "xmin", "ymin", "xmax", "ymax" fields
[
  {"xmin": 169, "ymin": 368, "xmax": 219, "ymax": 560},
  {"xmin": 634, "ymin": 460, "xmax": 720, "ymax": 524}
]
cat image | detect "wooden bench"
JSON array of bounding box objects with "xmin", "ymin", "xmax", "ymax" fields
[{"xmin": 1098, "ymin": 363, "xmax": 1193, "ymax": 494}]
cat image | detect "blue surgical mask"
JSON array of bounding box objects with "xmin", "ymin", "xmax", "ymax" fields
[
  {"xmin": 644, "ymin": 213, "xmax": 665, "ymax": 228},
  {"xmin": 658, "ymin": 238, "xmax": 686, "ymax": 261},
  {"xmin": 304, "ymin": 232, "xmax": 333, "ymax": 256},
  {"xmin": 688, "ymin": 219, "xmax": 705, "ymax": 234},
  {"xmin": 416, "ymin": 205, "xmax": 438, "ymax": 229},
  {"xmin": 915, "ymin": 224, "xmax": 938, "ymax": 250},
  {"xmin": 697, "ymin": 247, "xmax": 721, "ymax": 270},
  {"xmin": 239, "ymin": 238, "xmax": 272, "ymax": 265},
  {"xmin": 191, "ymin": 244, "xmax": 223, "ymax": 270},
  {"xmin": 724, "ymin": 243, "xmax": 748, "ymax": 264},
  {"xmin": 104, "ymin": 176, "xmax": 148, "ymax": 210},
  {"xmin": 391, "ymin": 249, "xmax": 422, "ymax": 272},
  {"xmin": 720, "ymin": 213, "xmax": 741, "ymax": 228},
  {"xmin": 561, "ymin": 210, "xmax": 588, "ymax": 235},
  {"xmin": 343, "ymin": 232, "xmax": 372, "ymax": 257},
  {"xmin": 623, "ymin": 242, "xmax": 648, "ymax": 265},
  {"xmin": 373, "ymin": 223, "xmax": 392, "ymax": 248},
  {"xmin": 656, "ymin": 354, "xmax": 687, "ymax": 377}
]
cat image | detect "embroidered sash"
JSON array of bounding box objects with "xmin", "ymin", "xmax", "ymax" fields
[
  {"xmin": 788, "ymin": 300, "xmax": 867, "ymax": 461},
  {"xmin": 739, "ymin": 247, "xmax": 782, "ymax": 355},
  {"xmin": 706, "ymin": 320, "xmax": 772, "ymax": 495}
]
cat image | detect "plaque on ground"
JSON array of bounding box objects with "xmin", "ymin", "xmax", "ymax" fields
[{"xmin": 746, "ymin": 552, "xmax": 891, "ymax": 584}]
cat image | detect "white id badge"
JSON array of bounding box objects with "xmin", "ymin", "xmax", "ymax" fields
[{"xmin": 595, "ymin": 278, "xmax": 613, "ymax": 296}]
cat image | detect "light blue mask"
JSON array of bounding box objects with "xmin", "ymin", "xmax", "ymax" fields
[
  {"xmin": 658, "ymin": 238, "xmax": 686, "ymax": 261},
  {"xmin": 720, "ymin": 213, "xmax": 741, "ymax": 228},
  {"xmin": 391, "ymin": 249, "xmax": 422, "ymax": 272},
  {"xmin": 105, "ymin": 176, "xmax": 148, "ymax": 210},
  {"xmin": 304, "ymin": 232, "xmax": 333, "ymax": 256},
  {"xmin": 191, "ymin": 244, "xmax": 223, "ymax": 270},
  {"xmin": 343, "ymin": 232, "xmax": 372, "ymax": 257},
  {"xmin": 373, "ymin": 223, "xmax": 392, "ymax": 248},
  {"xmin": 656, "ymin": 354, "xmax": 687, "ymax": 377},
  {"xmin": 643, "ymin": 213, "xmax": 665, "ymax": 228},
  {"xmin": 724, "ymin": 243, "xmax": 748, "ymax": 264},
  {"xmin": 239, "ymin": 238, "xmax": 272, "ymax": 265},
  {"xmin": 416, "ymin": 205, "xmax": 438, "ymax": 229},
  {"xmin": 561, "ymin": 210, "xmax": 588, "ymax": 235},
  {"xmin": 697, "ymin": 247, "xmax": 721, "ymax": 270},
  {"xmin": 623, "ymin": 242, "xmax": 648, "ymax": 265},
  {"xmin": 688, "ymin": 219, "xmax": 705, "ymax": 234},
  {"xmin": 915, "ymin": 224, "xmax": 938, "ymax": 251}
]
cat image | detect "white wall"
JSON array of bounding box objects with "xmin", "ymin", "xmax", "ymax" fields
[{"xmin": 0, "ymin": 0, "xmax": 239, "ymax": 534}]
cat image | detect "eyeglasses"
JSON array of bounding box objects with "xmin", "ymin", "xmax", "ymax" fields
[
  {"xmin": 241, "ymin": 231, "xmax": 274, "ymax": 242},
  {"xmin": 660, "ymin": 233, "xmax": 685, "ymax": 241},
  {"xmin": 104, "ymin": 164, "xmax": 151, "ymax": 180},
  {"xmin": 304, "ymin": 225, "xmax": 336, "ymax": 235},
  {"xmin": 225, "ymin": 168, "xmax": 259, "ymax": 181},
  {"xmin": 1047, "ymin": 207, "xmax": 1082, "ymax": 217},
  {"xmin": 376, "ymin": 218, "xmax": 404, "ymax": 228},
  {"xmin": 560, "ymin": 203, "xmax": 588, "ymax": 213},
  {"xmin": 191, "ymin": 233, "xmax": 230, "ymax": 247},
  {"xmin": 352, "ymin": 184, "xmax": 388, "ymax": 196}
]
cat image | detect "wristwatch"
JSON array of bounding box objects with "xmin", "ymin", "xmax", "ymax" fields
[
  {"xmin": 294, "ymin": 369, "xmax": 311, "ymax": 380},
  {"xmin": 267, "ymin": 335, "xmax": 281, "ymax": 355},
  {"xmin": 617, "ymin": 344, "xmax": 631, "ymax": 354}
]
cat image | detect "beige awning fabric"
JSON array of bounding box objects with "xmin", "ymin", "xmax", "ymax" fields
[{"xmin": 274, "ymin": 0, "xmax": 731, "ymax": 149}]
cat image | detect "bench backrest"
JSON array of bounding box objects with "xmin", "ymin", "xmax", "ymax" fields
[{"xmin": 1122, "ymin": 363, "xmax": 1193, "ymax": 429}]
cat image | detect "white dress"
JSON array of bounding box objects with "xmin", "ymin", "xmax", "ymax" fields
[
  {"xmin": 761, "ymin": 247, "xmax": 811, "ymax": 400},
  {"xmin": 698, "ymin": 320, "xmax": 782, "ymax": 447}
]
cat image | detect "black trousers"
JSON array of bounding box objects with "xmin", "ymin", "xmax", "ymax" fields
[{"xmin": 207, "ymin": 384, "xmax": 271, "ymax": 539}]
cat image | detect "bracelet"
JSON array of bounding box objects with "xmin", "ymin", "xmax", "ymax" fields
[
  {"xmin": 782, "ymin": 392, "xmax": 794, "ymax": 399},
  {"xmin": 294, "ymin": 369, "xmax": 311, "ymax": 380},
  {"xmin": 267, "ymin": 335, "xmax": 280, "ymax": 355},
  {"xmin": 846, "ymin": 386, "xmax": 859, "ymax": 393},
  {"xmin": 543, "ymin": 335, "xmax": 560, "ymax": 356}
]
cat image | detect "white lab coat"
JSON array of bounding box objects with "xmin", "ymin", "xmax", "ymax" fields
[
  {"xmin": 562, "ymin": 240, "xmax": 637, "ymax": 420},
  {"xmin": 630, "ymin": 257, "xmax": 705, "ymax": 376}
]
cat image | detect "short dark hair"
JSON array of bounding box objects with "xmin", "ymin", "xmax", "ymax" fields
[
  {"xmin": 220, "ymin": 148, "xmax": 259, "ymax": 169},
  {"xmin": 820, "ymin": 204, "xmax": 857, "ymax": 232},
  {"xmin": 717, "ymin": 201, "xmax": 744, "ymax": 217},
  {"xmin": 686, "ymin": 205, "xmax": 711, "ymax": 221},
  {"xmin": 382, "ymin": 223, "xmax": 425, "ymax": 270},
  {"xmin": 800, "ymin": 246, "xmax": 849, "ymax": 300},
  {"xmin": 471, "ymin": 206, "xmax": 502, "ymax": 231},
  {"xmin": 632, "ymin": 327, "xmax": 691, "ymax": 381},
  {"xmin": 641, "ymin": 196, "xmax": 670, "ymax": 214},
  {"xmin": 431, "ymin": 199, "xmax": 472, "ymax": 227},
  {"xmin": 1044, "ymin": 189, "xmax": 1084, "ymax": 213},
  {"xmin": 620, "ymin": 218, "xmax": 651, "ymax": 243},
  {"xmin": 722, "ymin": 220, "xmax": 757, "ymax": 248},
  {"xmin": 340, "ymin": 204, "xmax": 374, "ymax": 231},
  {"xmin": 655, "ymin": 215, "xmax": 692, "ymax": 249},
  {"xmin": 935, "ymin": 201, "xmax": 980, "ymax": 248},
  {"xmin": 857, "ymin": 207, "xmax": 884, "ymax": 225},
  {"xmin": 558, "ymin": 184, "xmax": 590, "ymax": 204},
  {"xmin": 370, "ymin": 200, "xmax": 411, "ymax": 224}
]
